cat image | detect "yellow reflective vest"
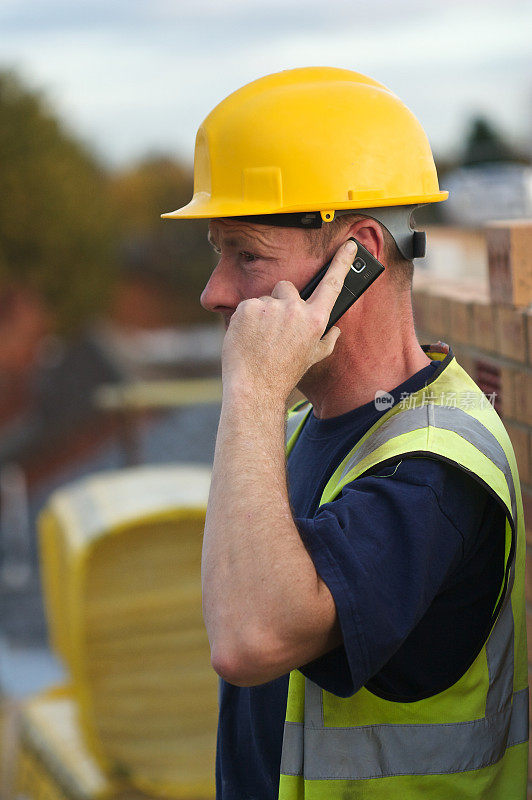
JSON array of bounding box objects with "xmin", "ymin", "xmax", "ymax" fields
[{"xmin": 281, "ymin": 346, "xmax": 528, "ymax": 800}]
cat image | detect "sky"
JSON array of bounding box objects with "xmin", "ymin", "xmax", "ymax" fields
[{"xmin": 1, "ymin": 0, "xmax": 531, "ymax": 169}]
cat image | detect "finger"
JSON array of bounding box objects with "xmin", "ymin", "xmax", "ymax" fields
[
  {"xmin": 318, "ymin": 325, "xmax": 341, "ymax": 357},
  {"xmin": 308, "ymin": 239, "xmax": 357, "ymax": 310},
  {"xmin": 271, "ymin": 280, "xmax": 300, "ymax": 300}
]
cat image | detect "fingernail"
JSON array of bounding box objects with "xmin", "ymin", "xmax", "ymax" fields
[{"xmin": 345, "ymin": 238, "xmax": 357, "ymax": 254}]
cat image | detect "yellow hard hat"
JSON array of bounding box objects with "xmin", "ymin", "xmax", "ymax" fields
[{"xmin": 162, "ymin": 66, "xmax": 447, "ymax": 223}]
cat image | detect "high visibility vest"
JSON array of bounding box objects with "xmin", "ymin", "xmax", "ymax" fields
[{"xmin": 281, "ymin": 346, "xmax": 528, "ymax": 800}]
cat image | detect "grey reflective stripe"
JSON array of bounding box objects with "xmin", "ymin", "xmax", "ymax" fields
[
  {"xmin": 281, "ymin": 721, "xmax": 304, "ymax": 777},
  {"xmin": 339, "ymin": 405, "xmax": 517, "ymax": 523},
  {"xmin": 280, "ymin": 686, "xmax": 529, "ymax": 780},
  {"xmin": 508, "ymin": 686, "xmax": 530, "ymax": 746},
  {"xmin": 285, "ymin": 405, "xmax": 310, "ymax": 445},
  {"xmin": 485, "ymin": 565, "xmax": 515, "ymax": 717}
]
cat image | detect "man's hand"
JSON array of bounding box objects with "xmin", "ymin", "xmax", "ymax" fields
[{"xmin": 221, "ymin": 238, "xmax": 358, "ymax": 401}]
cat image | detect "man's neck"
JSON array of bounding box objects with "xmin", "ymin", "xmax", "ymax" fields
[{"xmin": 300, "ymin": 314, "xmax": 431, "ymax": 420}]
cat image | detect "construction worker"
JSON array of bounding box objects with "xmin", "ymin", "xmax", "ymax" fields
[{"xmin": 162, "ymin": 68, "xmax": 528, "ymax": 800}]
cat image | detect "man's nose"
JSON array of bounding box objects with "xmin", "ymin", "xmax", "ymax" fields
[{"xmin": 200, "ymin": 261, "xmax": 239, "ymax": 314}]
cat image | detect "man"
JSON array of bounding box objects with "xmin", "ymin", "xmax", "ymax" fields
[{"xmin": 162, "ymin": 68, "xmax": 528, "ymax": 799}]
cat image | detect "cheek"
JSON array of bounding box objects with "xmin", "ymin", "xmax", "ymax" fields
[
  {"xmin": 237, "ymin": 264, "xmax": 284, "ymax": 298},
  {"xmin": 267, "ymin": 254, "xmax": 319, "ymax": 295},
  {"xmin": 292, "ymin": 257, "xmax": 325, "ymax": 294},
  {"xmin": 246, "ymin": 276, "xmax": 276, "ymax": 298}
]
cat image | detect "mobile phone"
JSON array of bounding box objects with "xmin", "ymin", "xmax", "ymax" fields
[{"xmin": 299, "ymin": 237, "xmax": 385, "ymax": 334}]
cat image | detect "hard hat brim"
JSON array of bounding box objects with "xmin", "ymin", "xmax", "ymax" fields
[{"xmin": 161, "ymin": 191, "xmax": 449, "ymax": 220}]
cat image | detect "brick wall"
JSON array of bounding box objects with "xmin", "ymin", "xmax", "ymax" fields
[{"xmin": 413, "ymin": 219, "xmax": 532, "ymax": 791}]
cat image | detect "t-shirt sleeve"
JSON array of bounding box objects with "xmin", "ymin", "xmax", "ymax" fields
[{"xmin": 293, "ymin": 457, "xmax": 496, "ymax": 698}]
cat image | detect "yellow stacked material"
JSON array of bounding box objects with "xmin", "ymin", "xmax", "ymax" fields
[
  {"xmin": 38, "ymin": 465, "xmax": 217, "ymax": 799},
  {"xmin": 16, "ymin": 685, "xmax": 123, "ymax": 800}
]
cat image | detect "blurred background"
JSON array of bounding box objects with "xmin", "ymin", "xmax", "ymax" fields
[{"xmin": 0, "ymin": 0, "xmax": 531, "ymax": 798}]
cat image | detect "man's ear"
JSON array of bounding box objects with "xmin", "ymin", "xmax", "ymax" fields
[{"xmin": 346, "ymin": 220, "xmax": 385, "ymax": 263}]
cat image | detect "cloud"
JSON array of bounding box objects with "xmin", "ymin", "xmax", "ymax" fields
[{"xmin": 1, "ymin": 0, "xmax": 530, "ymax": 166}]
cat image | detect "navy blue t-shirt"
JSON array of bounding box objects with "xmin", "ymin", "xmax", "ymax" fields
[{"xmin": 216, "ymin": 359, "xmax": 505, "ymax": 800}]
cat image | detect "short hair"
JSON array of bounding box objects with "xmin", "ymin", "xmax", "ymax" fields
[{"xmin": 304, "ymin": 213, "xmax": 414, "ymax": 291}]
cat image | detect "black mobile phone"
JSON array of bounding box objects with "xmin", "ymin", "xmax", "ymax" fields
[{"xmin": 300, "ymin": 237, "xmax": 385, "ymax": 334}]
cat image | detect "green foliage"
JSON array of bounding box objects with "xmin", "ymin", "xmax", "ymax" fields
[{"xmin": 0, "ymin": 70, "xmax": 117, "ymax": 335}]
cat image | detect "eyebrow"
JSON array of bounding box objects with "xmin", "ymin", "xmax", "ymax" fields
[{"xmin": 207, "ymin": 230, "xmax": 266, "ymax": 251}]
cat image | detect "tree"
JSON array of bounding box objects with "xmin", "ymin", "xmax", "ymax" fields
[
  {"xmin": 0, "ymin": 71, "xmax": 117, "ymax": 335},
  {"xmin": 462, "ymin": 116, "xmax": 520, "ymax": 167},
  {"xmin": 109, "ymin": 156, "xmax": 215, "ymax": 324}
]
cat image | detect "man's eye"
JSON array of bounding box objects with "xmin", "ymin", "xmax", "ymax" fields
[{"xmin": 240, "ymin": 251, "xmax": 257, "ymax": 262}]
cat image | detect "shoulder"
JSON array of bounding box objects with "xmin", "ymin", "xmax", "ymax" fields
[{"xmin": 334, "ymin": 456, "xmax": 500, "ymax": 549}]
